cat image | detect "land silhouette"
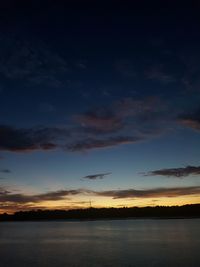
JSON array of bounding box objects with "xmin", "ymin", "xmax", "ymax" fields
[{"xmin": 0, "ymin": 204, "xmax": 200, "ymax": 221}]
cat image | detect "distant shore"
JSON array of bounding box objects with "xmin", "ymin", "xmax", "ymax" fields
[{"xmin": 0, "ymin": 204, "xmax": 200, "ymax": 222}]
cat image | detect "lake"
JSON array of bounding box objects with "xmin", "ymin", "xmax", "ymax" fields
[{"xmin": 0, "ymin": 219, "xmax": 200, "ymax": 267}]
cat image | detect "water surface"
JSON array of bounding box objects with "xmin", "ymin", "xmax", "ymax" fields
[{"xmin": 0, "ymin": 219, "xmax": 200, "ymax": 267}]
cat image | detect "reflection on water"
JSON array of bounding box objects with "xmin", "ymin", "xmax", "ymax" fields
[{"xmin": 0, "ymin": 219, "xmax": 200, "ymax": 267}]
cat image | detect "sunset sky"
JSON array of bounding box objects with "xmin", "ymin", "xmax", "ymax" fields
[{"xmin": 0, "ymin": 1, "xmax": 200, "ymax": 213}]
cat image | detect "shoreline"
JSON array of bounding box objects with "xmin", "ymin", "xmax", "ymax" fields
[
  {"xmin": 1, "ymin": 216, "xmax": 200, "ymax": 223},
  {"xmin": 1, "ymin": 204, "xmax": 199, "ymax": 222}
]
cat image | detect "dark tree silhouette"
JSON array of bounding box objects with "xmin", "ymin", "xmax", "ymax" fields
[{"xmin": 0, "ymin": 204, "xmax": 200, "ymax": 221}]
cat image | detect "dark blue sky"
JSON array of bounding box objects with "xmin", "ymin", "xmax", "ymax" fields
[{"xmin": 0, "ymin": 1, "xmax": 200, "ymax": 212}]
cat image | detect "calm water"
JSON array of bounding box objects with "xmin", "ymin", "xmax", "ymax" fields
[{"xmin": 0, "ymin": 219, "xmax": 200, "ymax": 267}]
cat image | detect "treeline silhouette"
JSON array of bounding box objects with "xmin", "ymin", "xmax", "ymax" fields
[{"xmin": 0, "ymin": 204, "xmax": 200, "ymax": 221}]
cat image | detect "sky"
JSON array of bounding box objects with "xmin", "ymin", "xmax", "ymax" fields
[{"xmin": 0, "ymin": 1, "xmax": 200, "ymax": 213}]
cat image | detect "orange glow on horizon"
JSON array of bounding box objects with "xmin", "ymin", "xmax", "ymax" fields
[{"xmin": 1, "ymin": 195, "xmax": 200, "ymax": 214}]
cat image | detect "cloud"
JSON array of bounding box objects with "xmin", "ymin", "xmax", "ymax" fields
[
  {"xmin": 0, "ymin": 186, "xmax": 88, "ymax": 214},
  {"xmin": 145, "ymin": 65, "xmax": 175, "ymax": 83},
  {"xmin": 0, "ymin": 125, "xmax": 142, "ymax": 153},
  {"xmin": 179, "ymin": 48, "xmax": 200, "ymax": 92},
  {"xmin": 0, "ymin": 187, "xmax": 10, "ymax": 195},
  {"xmin": 115, "ymin": 60, "xmax": 136, "ymax": 78},
  {"xmin": 114, "ymin": 97, "xmax": 161, "ymax": 118},
  {"xmin": 34, "ymin": 189, "xmax": 85, "ymax": 201},
  {"xmin": 145, "ymin": 165, "xmax": 200, "ymax": 178},
  {"xmin": 0, "ymin": 96, "xmax": 169, "ymax": 154},
  {"xmin": 75, "ymin": 97, "xmax": 163, "ymax": 134},
  {"xmin": 67, "ymin": 136, "xmax": 142, "ymax": 152},
  {"xmin": 83, "ymin": 172, "xmax": 111, "ymax": 180},
  {"xmin": 75, "ymin": 62, "xmax": 87, "ymax": 69},
  {"xmin": 1, "ymin": 186, "xmax": 200, "ymax": 209},
  {"xmin": 179, "ymin": 109, "xmax": 200, "ymax": 131},
  {"xmin": 0, "ymin": 125, "xmax": 70, "ymax": 152},
  {"xmin": 0, "ymin": 34, "xmax": 68, "ymax": 87},
  {"xmin": 0, "ymin": 189, "xmax": 87, "ymax": 204},
  {"xmin": 70, "ymin": 96, "xmax": 168, "ymax": 151},
  {"xmin": 180, "ymin": 118, "xmax": 200, "ymax": 131},
  {"xmin": 115, "ymin": 58, "xmax": 176, "ymax": 83},
  {"xmin": 38, "ymin": 103, "xmax": 56, "ymax": 113},
  {"xmin": 74, "ymin": 108, "xmax": 123, "ymax": 134},
  {"xmin": 95, "ymin": 186, "xmax": 200, "ymax": 199},
  {"xmin": 0, "ymin": 169, "xmax": 11, "ymax": 173}
]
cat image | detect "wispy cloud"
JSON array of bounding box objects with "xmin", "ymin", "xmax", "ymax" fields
[
  {"xmin": 83, "ymin": 172, "xmax": 111, "ymax": 180},
  {"xmin": 75, "ymin": 97, "xmax": 163, "ymax": 133},
  {"xmin": 96, "ymin": 186, "xmax": 200, "ymax": 199},
  {"xmin": 179, "ymin": 48, "xmax": 200, "ymax": 92},
  {"xmin": 145, "ymin": 65, "xmax": 175, "ymax": 83},
  {"xmin": 0, "ymin": 187, "xmax": 10, "ymax": 195},
  {"xmin": 0, "ymin": 169, "xmax": 11, "ymax": 173},
  {"xmin": 0, "ymin": 34, "xmax": 68, "ymax": 87},
  {"xmin": 67, "ymin": 136, "xmax": 142, "ymax": 152},
  {"xmin": 113, "ymin": 97, "xmax": 161, "ymax": 118},
  {"xmin": 179, "ymin": 109, "xmax": 200, "ymax": 131},
  {"xmin": 38, "ymin": 103, "xmax": 56, "ymax": 113},
  {"xmin": 115, "ymin": 60, "xmax": 136, "ymax": 78},
  {"xmin": 0, "ymin": 189, "xmax": 88, "ymax": 204},
  {"xmin": 144, "ymin": 165, "xmax": 200, "ymax": 178},
  {"xmin": 74, "ymin": 109, "xmax": 122, "ymax": 134}
]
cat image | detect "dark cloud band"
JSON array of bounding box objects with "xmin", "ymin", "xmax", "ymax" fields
[
  {"xmin": 0, "ymin": 186, "xmax": 200, "ymax": 205},
  {"xmin": 0, "ymin": 125, "xmax": 69, "ymax": 152},
  {"xmin": 83, "ymin": 172, "xmax": 111, "ymax": 180},
  {"xmin": 145, "ymin": 165, "xmax": 200, "ymax": 177}
]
